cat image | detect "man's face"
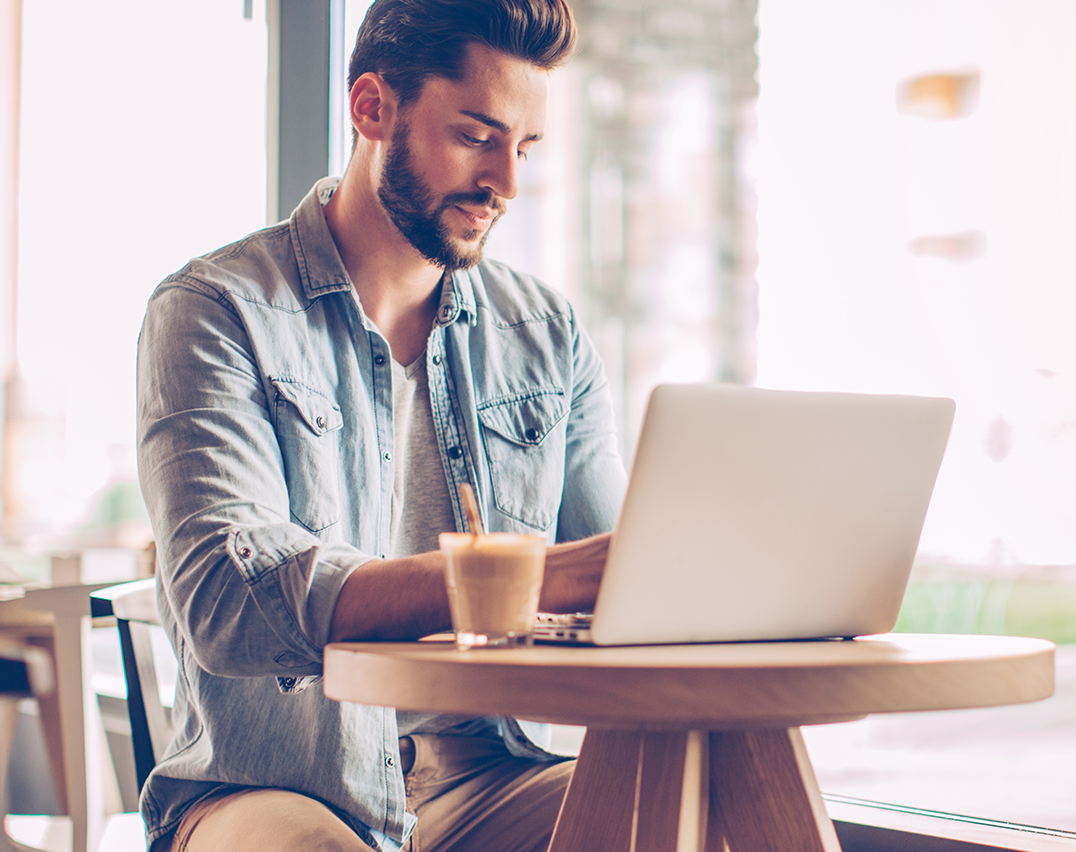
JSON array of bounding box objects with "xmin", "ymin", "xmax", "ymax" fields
[
  {"xmin": 376, "ymin": 44, "xmax": 549, "ymax": 272},
  {"xmin": 377, "ymin": 117, "xmax": 502, "ymax": 273}
]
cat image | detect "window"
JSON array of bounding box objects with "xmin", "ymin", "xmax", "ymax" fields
[
  {"xmin": 755, "ymin": 0, "xmax": 1076, "ymax": 840},
  {"xmin": 8, "ymin": 0, "xmax": 268, "ymax": 552}
]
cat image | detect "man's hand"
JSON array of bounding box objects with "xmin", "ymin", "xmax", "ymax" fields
[{"xmin": 539, "ymin": 533, "xmax": 612, "ymax": 614}]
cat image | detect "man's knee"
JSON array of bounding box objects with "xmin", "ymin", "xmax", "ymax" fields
[{"xmin": 170, "ymin": 787, "xmax": 378, "ymax": 852}]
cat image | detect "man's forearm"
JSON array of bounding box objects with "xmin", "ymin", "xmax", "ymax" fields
[
  {"xmin": 327, "ymin": 533, "xmax": 612, "ymax": 643},
  {"xmin": 328, "ymin": 551, "xmax": 453, "ymax": 642}
]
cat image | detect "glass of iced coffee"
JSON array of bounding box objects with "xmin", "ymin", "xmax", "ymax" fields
[{"xmin": 439, "ymin": 532, "xmax": 546, "ymax": 649}]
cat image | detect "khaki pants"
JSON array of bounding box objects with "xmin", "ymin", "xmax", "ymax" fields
[{"xmin": 169, "ymin": 736, "xmax": 575, "ymax": 852}]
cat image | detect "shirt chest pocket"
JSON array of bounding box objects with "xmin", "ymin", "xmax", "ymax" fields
[
  {"xmin": 271, "ymin": 379, "xmax": 344, "ymax": 533},
  {"xmin": 477, "ymin": 390, "xmax": 567, "ymax": 532}
]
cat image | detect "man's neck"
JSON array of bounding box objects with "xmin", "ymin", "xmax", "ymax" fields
[
  {"xmin": 366, "ymin": 277, "xmax": 444, "ymax": 367},
  {"xmin": 323, "ymin": 167, "xmax": 445, "ymax": 365}
]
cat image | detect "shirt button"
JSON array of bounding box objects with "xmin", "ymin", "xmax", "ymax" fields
[
  {"xmin": 374, "ymin": 355, "xmax": 386, "ymax": 366},
  {"xmin": 432, "ymin": 354, "xmax": 442, "ymax": 366},
  {"xmin": 525, "ymin": 427, "xmax": 540, "ymax": 442},
  {"xmin": 386, "ymin": 756, "xmax": 395, "ymax": 767},
  {"xmin": 238, "ymin": 547, "xmax": 252, "ymax": 559},
  {"xmin": 448, "ymin": 446, "xmax": 463, "ymax": 460},
  {"xmin": 440, "ymin": 306, "xmax": 453, "ymax": 319},
  {"xmin": 316, "ymin": 415, "xmax": 327, "ymax": 430},
  {"xmin": 383, "ymin": 451, "xmax": 393, "ymax": 463}
]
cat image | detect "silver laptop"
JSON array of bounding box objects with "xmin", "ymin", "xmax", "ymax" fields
[{"xmin": 535, "ymin": 383, "xmax": 955, "ymax": 645}]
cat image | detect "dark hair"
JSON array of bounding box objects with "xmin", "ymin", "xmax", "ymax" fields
[{"xmin": 347, "ymin": 0, "xmax": 577, "ymax": 106}]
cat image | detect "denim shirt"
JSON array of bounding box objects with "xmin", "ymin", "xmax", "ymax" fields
[{"xmin": 135, "ymin": 179, "xmax": 627, "ymax": 851}]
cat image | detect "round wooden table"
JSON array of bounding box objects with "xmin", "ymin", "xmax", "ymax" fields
[{"xmin": 324, "ymin": 633, "xmax": 1055, "ymax": 852}]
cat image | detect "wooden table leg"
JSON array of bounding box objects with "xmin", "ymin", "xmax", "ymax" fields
[
  {"xmin": 549, "ymin": 728, "xmax": 641, "ymax": 852},
  {"xmin": 707, "ymin": 728, "xmax": 842, "ymax": 852},
  {"xmin": 551, "ymin": 726, "xmax": 840, "ymax": 852},
  {"xmin": 551, "ymin": 728, "xmax": 711, "ymax": 852},
  {"xmin": 636, "ymin": 731, "xmax": 689, "ymax": 852}
]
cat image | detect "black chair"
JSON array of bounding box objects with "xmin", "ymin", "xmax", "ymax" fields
[
  {"xmin": 0, "ymin": 644, "xmax": 53, "ymax": 699},
  {"xmin": 90, "ymin": 580, "xmax": 171, "ymax": 794}
]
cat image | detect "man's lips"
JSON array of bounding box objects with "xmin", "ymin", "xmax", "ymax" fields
[{"xmin": 454, "ymin": 205, "xmax": 500, "ymax": 231}]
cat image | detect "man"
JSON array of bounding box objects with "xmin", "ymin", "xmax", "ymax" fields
[{"xmin": 136, "ymin": 0, "xmax": 626, "ymax": 849}]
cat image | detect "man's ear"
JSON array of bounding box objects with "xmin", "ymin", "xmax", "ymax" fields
[{"xmin": 350, "ymin": 72, "xmax": 397, "ymax": 142}]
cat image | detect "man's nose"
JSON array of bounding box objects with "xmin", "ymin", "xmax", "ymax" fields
[{"xmin": 478, "ymin": 148, "xmax": 520, "ymax": 201}]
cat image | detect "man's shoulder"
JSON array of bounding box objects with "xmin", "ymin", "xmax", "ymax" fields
[
  {"xmin": 468, "ymin": 257, "xmax": 575, "ymax": 325},
  {"xmin": 156, "ymin": 221, "xmax": 305, "ymax": 307}
]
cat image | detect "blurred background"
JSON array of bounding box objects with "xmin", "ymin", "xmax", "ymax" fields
[{"xmin": 2, "ymin": 0, "xmax": 1075, "ymax": 837}]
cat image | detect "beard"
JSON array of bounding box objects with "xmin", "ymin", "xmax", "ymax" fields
[{"xmin": 377, "ymin": 118, "xmax": 506, "ymax": 273}]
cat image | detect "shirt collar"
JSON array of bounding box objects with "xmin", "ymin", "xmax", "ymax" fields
[
  {"xmin": 437, "ymin": 269, "xmax": 478, "ymax": 328},
  {"xmin": 290, "ymin": 177, "xmax": 353, "ymax": 301},
  {"xmin": 292, "ymin": 177, "xmax": 481, "ymax": 328}
]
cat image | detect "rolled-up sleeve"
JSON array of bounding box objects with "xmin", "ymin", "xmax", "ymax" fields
[{"xmin": 137, "ymin": 279, "xmax": 366, "ymax": 678}]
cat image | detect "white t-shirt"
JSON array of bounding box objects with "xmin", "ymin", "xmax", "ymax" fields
[{"xmin": 390, "ymin": 351, "xmax": 492, "ymax": 738}]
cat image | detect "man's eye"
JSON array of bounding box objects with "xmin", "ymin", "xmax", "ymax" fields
[
  {"xmin": 517, "ymin": 149, "xmax": 529, "ymax": 161},
  {"xmin": 463, "ymin": 134, "xmax": 488, "ymax": 147}
]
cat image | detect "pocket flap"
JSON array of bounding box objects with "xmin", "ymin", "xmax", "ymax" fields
[
  {"xmin": 270, "ymin": 379, "xmax": 343, "ymax": 436},
  {"xmin": 477, "ymin": 390, "xmax": 566, "ymax": 446}
]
